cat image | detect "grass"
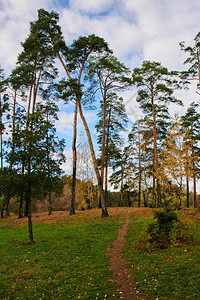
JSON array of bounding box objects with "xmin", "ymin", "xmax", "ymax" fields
[
  {"xmin": 0, "ymin": 216, "xmax": 123, "ymax": 300},
  {"xmin": 123, "ymin": 213, "xmax": 200, "ymax": 300},
  {"xmin": 1, "ymin": 208, "xmax": 200, "ymax": 300}
]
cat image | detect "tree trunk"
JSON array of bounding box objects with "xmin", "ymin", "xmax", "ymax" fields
[
  {"xmin": 5, "ymin": 192, "xmax": 10, "ymax": 216},
  {"xmin": 186, "ymin": 175, "xmax": 190, "ymax": 208},
  {"xmin": 105, "ymin": 160, "xmax": 108, "ymax": 207},
  {"xmin": 55, "ymin": 50, "xmax": 108, "ymax": 216},
  {"xmin": 192, "ymin": 144, "xmax": 197, "ymax": 208},
  {"xmin": 119, "ymin": 164, "xmax": 124, "ymax": 207},
  {"xmin": 151, "ymin": 86, "xmax": 161, "ymax": 207},
  {"xmin": 0, "ymin": 90, "xmax": 3, "ymax": 170},
  {"xmin": 99, "ymin": 88, "xmax": 107, "ymax": 207},
  {"xmin": 70, "ymin": 101, "xmax": 78, "ymax": 215},
  {"xmin": 48, "ymin": 192, "xmax": 52, "ymax": 215},
  {"xmin": 77, "ymin": 98, "xmax": 108, "ymax": 217},
  {"xmin": 138, "ymin": 132, "xmax": 141, "ymax": 207},
  {"xmin": 1, "ymin": 200, "xmax": 5, "ymax": 218},
  {"xmin": 26, "ymin": 182, "xmax": 34, "ymax": 243},
  {"xmin": 152, "ymin": 154, "xmax": 156, "ymax": 208},
  {"xmin": 18, "ymin": 191, "xmax": 24, "ymax": 218},
  {"xmin": 127, "ymin": 191, "xmax": 131, "ymax": 207},
  {"xmin": 193, "ymin": 174, "xmax": 197, "ymax": 208}
]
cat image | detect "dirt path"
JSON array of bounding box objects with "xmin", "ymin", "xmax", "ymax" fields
[{"xmin": 107, "ymin": 217, "xmax": 146, "ymax": 300}]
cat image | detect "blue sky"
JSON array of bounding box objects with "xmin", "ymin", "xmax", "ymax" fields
[{"xmin": 0, "ymin": 0, "xmax": 200, "ymax": 191}]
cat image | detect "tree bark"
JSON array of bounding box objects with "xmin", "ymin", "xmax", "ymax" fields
[
  {"xmin": 138, "ymin": 132, "xmax": 141, "ymax": 207},
  {"xmin": 0, "ymin": 89, "xmax": 3, "ymax": 170},
  {"xmin": 48, "ymin": 192, "xmax": 52, "ymax": 215},
  {"xmin": 77, "ymin": 98, "xmax": 108, "ymax": 217},
  {"xmin": 193, "ymin": 174, "xmax": 197, "ymax": 208},
  {"xmin": 151, "ymin": 86, "xmax": 161, "ymax": 207},
  {"xmin": 70, "ymin": 101, "xmax": 78, "ymax": 215},
  {"xmin": 55, "ymin": 50, "xmax": 108, "ymax": 216},
  {"xmin": 26, "ymin": 181, "xmax": 34, "ymax": 243},
  {"xmin": 104, "ymin": 107, "xmax": 111, "ymax": 208},
  {"xmin": 119, "ymin": 164, "xmax": 124, "ymax": 207},
  {"xmin": 18, "ymin": 191, "xmax": 24, "ymax": 218},
  {"xmin": 105, "ymin": 160, "xmax": 108, "ymax": 207},
  {"xmin": 186, "ymin": 175, "xmax": 190, "ymax": 208},
  {"xmin": 100, "ymin": 88, "xmax": 107, "ymax": 207}
]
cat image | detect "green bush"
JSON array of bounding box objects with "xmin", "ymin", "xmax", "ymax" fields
[
  {"xmin": 136, "ymin": 207, "xmax": 196, "ymax": 252},
  {"xmin": 147, "ymin": 206, "xmax": 178, "ymax": 249}
]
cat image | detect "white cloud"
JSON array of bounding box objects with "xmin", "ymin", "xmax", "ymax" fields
[
  {"xmin": 56, "ymin": 111, "xmax": 74, "ymax": 134},
  {"xmin": 0, "ymin": 0, "xmax": 50, "ymax": 72},
  {"xmin": 1, "ymin": 0, "xmax": 200, "ymax": 189},
  {"xmin": 69, "ymin": 0, "xmax": 116, "ymax": 14}
]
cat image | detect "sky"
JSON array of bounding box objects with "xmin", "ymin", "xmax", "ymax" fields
[{"xmin": 0, "ymin": 0, "xmax": 200, "ymax": 191}]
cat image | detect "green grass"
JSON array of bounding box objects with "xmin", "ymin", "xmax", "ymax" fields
[
  {"xmin": 0, "ymin": 217, "xmax": 123, "ymax": 300},
  {"xmin": 123, "ymin": 215, "xmax": 200, "ymax": 300}
]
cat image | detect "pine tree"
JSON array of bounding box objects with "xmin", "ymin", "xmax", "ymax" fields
[
  {"xmin": 86, "ymin": 54, "xmax": 129, "ymax": 201},
  {"xmin": 131, "ymin": 61, "xmax": 182, "ymax": 206},
  {"xmin": 181, "ymin": 102, "xmax": 200, "ymax": 207},
  {"xmin": 34, "ymin": 9, "xmax": 112, "ymax": 217},
  {"xmin": 180, "ymin": 32, "xmax": 200, "ymax": 88},
  {"xmin": 96, "ymin": 93, "xmax": 128, "ymax": 205}
]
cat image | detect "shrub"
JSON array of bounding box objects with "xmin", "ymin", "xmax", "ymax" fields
[
  {"xmin": 136, "ymin": 207, "xmax": 195, "ymax": 252},
  {"xmin": 147, "ymin": 206, "xmax": 178, "ymax": 249}
]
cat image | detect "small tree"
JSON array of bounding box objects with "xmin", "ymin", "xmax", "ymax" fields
[{"xmin": 156, "ymin": 117, "xmax": 197, "ymax": 208}]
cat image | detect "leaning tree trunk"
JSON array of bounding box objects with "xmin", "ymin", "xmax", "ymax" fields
[
  {"xmin": 55, "ymin": 50, "xmax": 108, "ymax": 216},
  {"xmin": 70, "ymin": 101, "xmax": 78, "ymax": 215},
  {"xmin": 77, "ymin": 98, "xmax": 108, "ymax": 217}
]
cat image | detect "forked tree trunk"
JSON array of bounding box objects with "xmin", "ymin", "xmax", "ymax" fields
[{"xmin": 55, "ymin": 51, "xmax": 108, "ymax": 216}]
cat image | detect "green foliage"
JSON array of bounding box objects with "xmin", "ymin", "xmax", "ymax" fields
[
  {"xmin": 136, "ymin": 206, "xmax": 197, "ymax": 252},
  {"xmin": 147, "ymin": 206, "xmax": 178, "ymax": 249}
]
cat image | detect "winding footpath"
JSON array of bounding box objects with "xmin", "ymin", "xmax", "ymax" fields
[{"xmin": 107, "ymin": 217, "xmax": 147, "ymax": 300}]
